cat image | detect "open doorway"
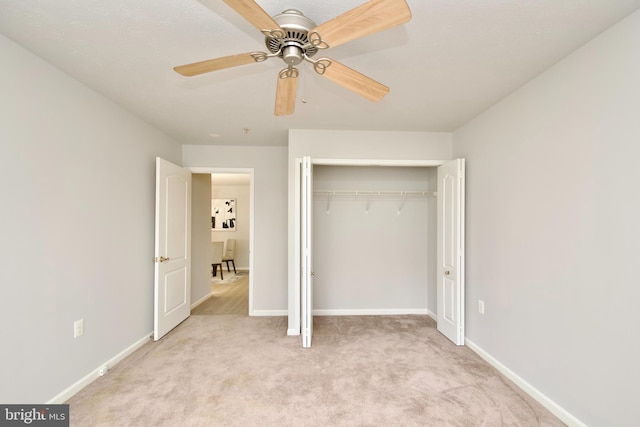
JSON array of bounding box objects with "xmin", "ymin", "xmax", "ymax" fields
[{"xmin": 190, "ymin": 170, "xmax": 254, "ymax": 316}]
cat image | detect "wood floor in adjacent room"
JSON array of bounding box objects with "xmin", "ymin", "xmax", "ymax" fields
[{"xmin": 192, "ymin": 272, "xmax": 249, "ymax": 315}]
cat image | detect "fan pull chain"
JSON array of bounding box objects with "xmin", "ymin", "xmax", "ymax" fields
[{"xmin": 301, "ymin": 62, "xmax": 309, "ymax": 104}]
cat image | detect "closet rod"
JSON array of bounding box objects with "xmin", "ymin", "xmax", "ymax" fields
[{"xmin": 313, "ymin": 190, "xmax": 436, "ymax": 196}]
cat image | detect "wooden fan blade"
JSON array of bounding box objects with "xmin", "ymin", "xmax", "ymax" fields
[
  {"xmin": 274, "ymin": 75, "xmax": 298, "ymax": 116},
  {"xmin": 312, "ymin": 0, "xmax": 411, "ymax": 49},
  {"xmin": 173, "ymin": 52, "xmax": 261, "ymax": 76},
  {"xmin": 321, "ymin": 60, "xmax": 389, "ymax": 102},
  {"xmin": 222, "ymin": 0, "xmax": 282, "ymax": 33}
]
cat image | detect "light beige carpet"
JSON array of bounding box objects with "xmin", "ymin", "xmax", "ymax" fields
[{"xmin": 67, "ymin": 315, "xmax": 564, "ymax": 426}]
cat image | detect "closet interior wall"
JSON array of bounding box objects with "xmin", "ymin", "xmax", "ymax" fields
[{"xmin": 312, "ymin": 165, "xmax": 438, "ymax": 314}]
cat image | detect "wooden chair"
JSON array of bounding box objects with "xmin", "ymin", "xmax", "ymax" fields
[
  {"xmin": 211, "ymin": 241, "xmax": 224, "ymax": 279},
  {"xmin": 223, "ymin": 239, "xmax": 237, "ymax": 274}
]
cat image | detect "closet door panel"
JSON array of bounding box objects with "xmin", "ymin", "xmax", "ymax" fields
[{"xmin": 437, "ymin": 159, "xmax": 465, "ymax": 345}]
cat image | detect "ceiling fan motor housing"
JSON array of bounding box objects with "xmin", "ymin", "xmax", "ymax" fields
[{"xmin": 266, "ymin": 9, "xmax": 318, "ymax": 66}]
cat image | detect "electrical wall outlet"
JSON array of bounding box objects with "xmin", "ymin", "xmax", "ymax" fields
[
  {"xmin": 74, "ymin": 319, "xmax": 84, "ymax": 338},
  {"xmin": 478, "ymin": 300, "xmax": 485, "ymax": 315}
]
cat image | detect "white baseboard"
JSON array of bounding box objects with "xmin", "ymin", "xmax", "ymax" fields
[
  {"xmin": 313, "ymin": 308, "xmax": 429, "ymax": 316},
  {"xmin": 252, "ymin": 310, "xmax": 288, "ymax": 316},
  {"xmin": 47, "ymin": 333, "xmax": 152, "ymax": 404},
  {"xmin": 191, "ymin": 291, "xmax": 213, "ymax": 309},
  {"xmin": 287, "ymin": 328, "xmax": 300, "ymax": 336},
  {"xmin": 465, "ymin": 339, "xmax": 586, "ymax": 427},
  {"xmin": 426, "ymin": 309, "xmax": 437, "ymax": 321}
]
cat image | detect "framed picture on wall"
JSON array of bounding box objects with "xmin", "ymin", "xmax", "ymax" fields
[{"xmin": 212, "ymin": 199, "xmax": 236, "ymax": 231}]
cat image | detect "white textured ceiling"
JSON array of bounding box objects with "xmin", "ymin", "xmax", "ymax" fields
[{"xmin": 1, "ymin": 0, "xmax": 639, "ymax": 146}]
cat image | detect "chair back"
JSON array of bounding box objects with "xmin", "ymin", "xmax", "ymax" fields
[
  {"xmin": 225, "ymin": 239, "xmax": 236, "ymax": 259},
  {"xmin": 212, "ymin": 241, "xmax": 223, "ymax": 264}
]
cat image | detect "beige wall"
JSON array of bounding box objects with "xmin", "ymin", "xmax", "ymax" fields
[
  {"xmin": 0, "ymin": 34, "xmax": 181, "ymax": 403},
  {"xmin": 453, "ymin": 10, "xmax": 640, "ymax": 426},
  {"xmin": 191, "ymin": 174, "xmax": 213, "ymax": 305}
]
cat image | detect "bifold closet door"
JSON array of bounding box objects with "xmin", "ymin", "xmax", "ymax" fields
[
  {"xmin": 301, "ymin": 156, "xmax": 314, "ymax": 348},
  {"xmin": 437, "ymin": 159, "xmax": 465, "ymax": 345}
]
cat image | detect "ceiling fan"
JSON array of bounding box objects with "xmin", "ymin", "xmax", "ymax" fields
[{"xmin": 173, "ymin": 0, "xmax": 412, "ymax": 116}]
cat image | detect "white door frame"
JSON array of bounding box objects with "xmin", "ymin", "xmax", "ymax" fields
[
  {"xmin": 188, "ymin": 167, "xmax": 255, "ymax": 315},
  {"xmin": 291, "ymin": 158, "xmax": 450, "ymax": 337}
]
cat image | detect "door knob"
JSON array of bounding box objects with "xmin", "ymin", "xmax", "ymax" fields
[
  {"xmin": 154, "ymin": 256, "xmax": 170, "ymax": 263},
  {"xmin": 311, "ymin": 272, "xmax": 316, "ymax": 276},
  {"xmin": 444, "ymin": 270, "xmax": 450, "ymax": 275}
]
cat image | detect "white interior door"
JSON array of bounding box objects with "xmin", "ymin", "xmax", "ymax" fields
[
  {"xmin": 437, "ymin": 159, "xmax": 465, "ymax": 345},
  {"xmin": 154, "ymin": 157, "xmax": 191, "ymax": 341},
  {"xmin": 301, "ymin": 156, "xmax": 314, "ymax": 348}
]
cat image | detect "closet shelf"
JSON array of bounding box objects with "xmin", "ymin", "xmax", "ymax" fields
[{"xmin": 313, "ymin": 190, "xmax": 436, "ymax": 197}]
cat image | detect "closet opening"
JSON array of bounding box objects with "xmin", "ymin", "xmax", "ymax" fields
[
  {"xmin": 293, "ymin": 158, "xmax": 464, "ymax": 348},
  {"xmin": 311, "ymin": 165, "xmax": 437, "ymax": 316}
]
